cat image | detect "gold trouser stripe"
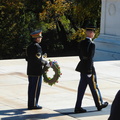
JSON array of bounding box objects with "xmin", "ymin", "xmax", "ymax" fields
[
  {"xmin": 34, "ymin": 76, "xmax": 40, "ymax": 106},
  {"xmin": 92, "ymin": 75, "xmax": 100, "ymax": 103},
  {"xmin": 92, "ymin": 75, "xmax": 96, "ymax": 89}
]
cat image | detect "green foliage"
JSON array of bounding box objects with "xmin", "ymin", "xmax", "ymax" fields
[
  {"xmin": 0, "ymin": 0, "xmax": 101, "ymax": 59},
  {"xmin": 59, "ymin": 16, "xmax": 71, "ymax": 32},
  {"xmin": 0, "ymin": 0, "xmax": 26, "ymax": 59},
  {"xmin": 0, "ymin": 0, "xmax": 41, "ymax": 59}
]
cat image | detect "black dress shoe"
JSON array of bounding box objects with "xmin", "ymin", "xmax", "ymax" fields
[
  {"xmin": 97, "ymin": 102, "xmax": 108, "ymax": 111},
  {"xmin": 28, "ymin": 105, "xmax": 42, "ymax": 110},
  {"xmin": 74, "ymin": 107, "xmax": 87, "ymax": 113}
]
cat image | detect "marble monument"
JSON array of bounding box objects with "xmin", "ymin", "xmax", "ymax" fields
[{"xmin": 94, "ymin": 0, "xmax": 120, "ymax": 60}]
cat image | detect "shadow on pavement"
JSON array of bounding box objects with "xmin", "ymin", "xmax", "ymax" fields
[
  {"xmin": 55, "ymin": 105, "xmax": 111, "ymax": 117},
  {"xmin": 0, "ymin": 108, "xmax": 62, "ymax": 120}
]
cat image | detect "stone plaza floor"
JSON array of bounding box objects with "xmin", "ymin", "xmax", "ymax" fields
[{"xmin": 0, "ymin": 56, "xmax": 120, "ymax": 120}]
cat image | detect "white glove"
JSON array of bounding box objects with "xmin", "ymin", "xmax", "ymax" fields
[
  {"xmin": 46, "ymin": 62, "xmax": 50, "ymax": 68},
  {"xmin": 87, "ymin": 74, "xmax": 92, "ymax": 78}
]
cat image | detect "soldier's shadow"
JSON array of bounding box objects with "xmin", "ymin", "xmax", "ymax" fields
[
  {"xmin": 55, "ymin": 105, "xmax": 111, "ymax": 117},
  {"xmin": 0, "ymin": 108, "xmax": 62, "ymax": 120}
]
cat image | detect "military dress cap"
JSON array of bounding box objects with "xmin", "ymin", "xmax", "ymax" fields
[
  {"xmin": 30, "ymin": 30, "xmax": 42, "ymax": 38},
  {"xmin": 85, "ymin": 26, "xmax": 96, "ymax": 32}
]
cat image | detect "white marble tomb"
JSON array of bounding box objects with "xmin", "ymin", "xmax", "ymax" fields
[{"xmin": 94, "ymin": 0, "xmax": 120, "ymax": 60}]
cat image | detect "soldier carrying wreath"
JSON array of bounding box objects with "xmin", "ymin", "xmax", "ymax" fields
[{"xmin": 26, "ymin": 29, "xmax": 50, "ymax": 110}]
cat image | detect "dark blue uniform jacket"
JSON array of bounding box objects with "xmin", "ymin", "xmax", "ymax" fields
[
  {"xmin": 75, "ymin": 38, "xmax": 95, "ymax": 74},
  {"xmin": 26, "ymin": 41, "xmax": 46, "ymax": 76}
]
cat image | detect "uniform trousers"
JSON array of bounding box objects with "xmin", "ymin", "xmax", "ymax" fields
[
  {"xmin": 28, "ymin": 76, "xmax": 42, "ymax": 108},
  {"xmin": 75, "ymin": 73, "xmax": 103, "ymax": 109}
]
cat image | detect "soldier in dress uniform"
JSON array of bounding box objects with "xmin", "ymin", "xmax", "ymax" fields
[
  {"xmin": 26, "ymin": 30, "xmax": 50, "ymax": 110},
  {"xmin": 74, "ymin": 26, "xmax": 108, "ymax": 113}
]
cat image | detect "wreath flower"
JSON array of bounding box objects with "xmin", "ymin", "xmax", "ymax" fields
[{"xmin": 43, "ymin": 60, "xmax": 62, "ymax": 86}]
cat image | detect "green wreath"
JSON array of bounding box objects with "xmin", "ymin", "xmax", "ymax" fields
[{"xmin": 43, "ymin": 60, "xmax": 62, "ymax": 86}]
